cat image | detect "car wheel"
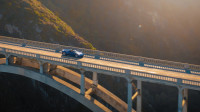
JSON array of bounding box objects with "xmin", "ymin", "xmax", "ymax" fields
[
  {"xmin": 62, "ymin": 52, "xmax": 66, "ymax": 56},
  {"xmin": 75, "ymin": 54, "xmax": 78, "ymax": 58}
]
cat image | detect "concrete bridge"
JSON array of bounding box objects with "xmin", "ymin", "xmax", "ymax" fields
[{"xmin": 0, "ymin": 36, "xmax": 200, "ymax": 112}]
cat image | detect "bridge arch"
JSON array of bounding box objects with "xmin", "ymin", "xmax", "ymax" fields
[{"xmin": 0, "ymin": 64, "xmax": 106, "ymax": 112}]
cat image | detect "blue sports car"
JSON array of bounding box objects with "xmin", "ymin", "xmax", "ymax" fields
[{"xmin": 62, "ymin": 49, "xmax": 84, "ymax": 58}]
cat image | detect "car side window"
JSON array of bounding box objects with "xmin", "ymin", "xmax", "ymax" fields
[{"xmin": 70, "ymin": 50, "xmax": 74, "ymax": 54}]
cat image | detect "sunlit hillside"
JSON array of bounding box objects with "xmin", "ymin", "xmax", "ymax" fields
[{"xmin": 0, "ymin": 0, "xmax": 95, "ymax": 49}]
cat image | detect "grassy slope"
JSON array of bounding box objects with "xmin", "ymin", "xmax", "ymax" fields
[{"xmin": 0, "ymin": 0, "xmax": 95, "ymax": 49}]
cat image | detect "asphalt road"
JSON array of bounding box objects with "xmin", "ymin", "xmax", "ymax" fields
[{"xmin": 0, "ymin": 43, "xmax": 200, "ymax": 82}]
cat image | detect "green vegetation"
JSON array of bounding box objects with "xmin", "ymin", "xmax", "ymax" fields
[
  {"xmin": 0, "ymin": 0, "xmax": 95, "ymax": 49},
  {"xmin": 28, "ymin": 0, "xmax": 75, "ymax": 35}
]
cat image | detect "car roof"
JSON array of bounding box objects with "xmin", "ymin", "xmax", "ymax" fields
[
  {"xmin": 62, "ymin": 49, "xmax": 70, "ymax": 51},
  {"xmin": 62, "ymin": 49, "xmax": 77, "ymax": 51}
]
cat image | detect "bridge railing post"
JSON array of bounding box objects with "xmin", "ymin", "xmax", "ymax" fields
[
  {"xmin": 139, "ymin": 57, "xmax": 144, "ymax": 66},
  {"xmin": 36, "ymin": 54, "xmax": 40, "ymax": 59},
  {"xmin": 21, "ymin": 40, "xmax": 27, "ymax": 47},
  {"xmin": 95, "ymin": 51, "xmax": 100, "ymax": 59},
  {"xmin": 126, "ymin": 77, "xmax": 133, "ymax": 112},
  {"xmin": 184, "ymin": 64, "xmax": 191, "ymax": 74},
  {"xmin": 137, "ymin": 80, "xmax": 142, "ymax": 112},
  {"xmin": 125, "ymin": 70, "xmax": 131, "ymax": 75},
  {"xmin": 77, "ymin": 61, "xmax": 82, "ymax": 68},
  {"xmin": 177, "ymin": 79, "xmax": 182, "ymax": 86},
  {"xmin": 55, "ymin": 44, "xmax": 60, "ymax": 53},
  {"xmin": 80, "ymin": 69, "xmax": 85, "ymax": 95}
]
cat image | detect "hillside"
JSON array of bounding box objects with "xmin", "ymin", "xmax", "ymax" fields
[{"xmin": 0, "ymin": 0, "xmax": 95, "ymax": 49}]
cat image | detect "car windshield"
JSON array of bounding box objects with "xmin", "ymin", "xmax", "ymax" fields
[{"xmin": 74, "ymin": 50, "xmax": 81, "ymax": 54}]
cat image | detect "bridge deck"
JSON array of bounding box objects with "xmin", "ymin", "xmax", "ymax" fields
[{"xmin": 1, "ymin": 43, "xmax": 200, "ymax": 83}]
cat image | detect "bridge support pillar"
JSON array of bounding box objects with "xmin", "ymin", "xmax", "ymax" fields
[
  {"xmin": 80, "ymin": 70, "xmax": 85, "ymax": 95},
  {"xmin": 93, "ymin": 72, "xmax": 98, "ymax": 86},
  {"xmin": 5, "ymin": 54, "xmax": 10, "ymax": 65},
  {"xmin": 183, "ymin": 88, "xmax": 188, "ymax": 112},
  {"xmin": 39, "ymin": 61, "xmax": 50, "ymax": 74},
  {"xmin": 15, "ymin": 57, "xmax": 22, "ymax": 65},
  {"xmin": 178, "ymin": 87, "xmax": 183, "ymax": 112},
  {"xmin": 137, "ymin": 80, "xmax": 142, "ymax": 112},
  {"xmin": 49, "ymin": 64, "xmax": 57, "ymax": 72},
  {"xmin": 39, "ymin": 61, "xmax": 44, "ymax": 74},
  {"xmin": 127, "ymin": 78, "xmax": 132, "ymax": 112}
]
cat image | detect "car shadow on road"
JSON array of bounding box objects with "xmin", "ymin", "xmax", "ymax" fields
[{"xmin": 61, "ymin": 55, "xmax": 83, "ymax": 60}]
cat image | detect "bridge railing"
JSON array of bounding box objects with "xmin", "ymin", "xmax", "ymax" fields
[
  {"xmin": 1, "ymin": 47, "xmax": 200, "ymax": 89},
  {"xmin": 0, "ymin": 36, "xmax": 200, "ymax": 73},
  {"xmin": 0, "ymin": 36, "xmax": 25, "ymax": 45}
]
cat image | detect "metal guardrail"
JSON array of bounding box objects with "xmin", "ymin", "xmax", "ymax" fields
[
  {"xmin": 0, "ymin": 47, "xmax": 200, "ymax": 89},
  {"xmin": 0, "ymin": 36, "xmax": 200, "ymax": 73}
]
